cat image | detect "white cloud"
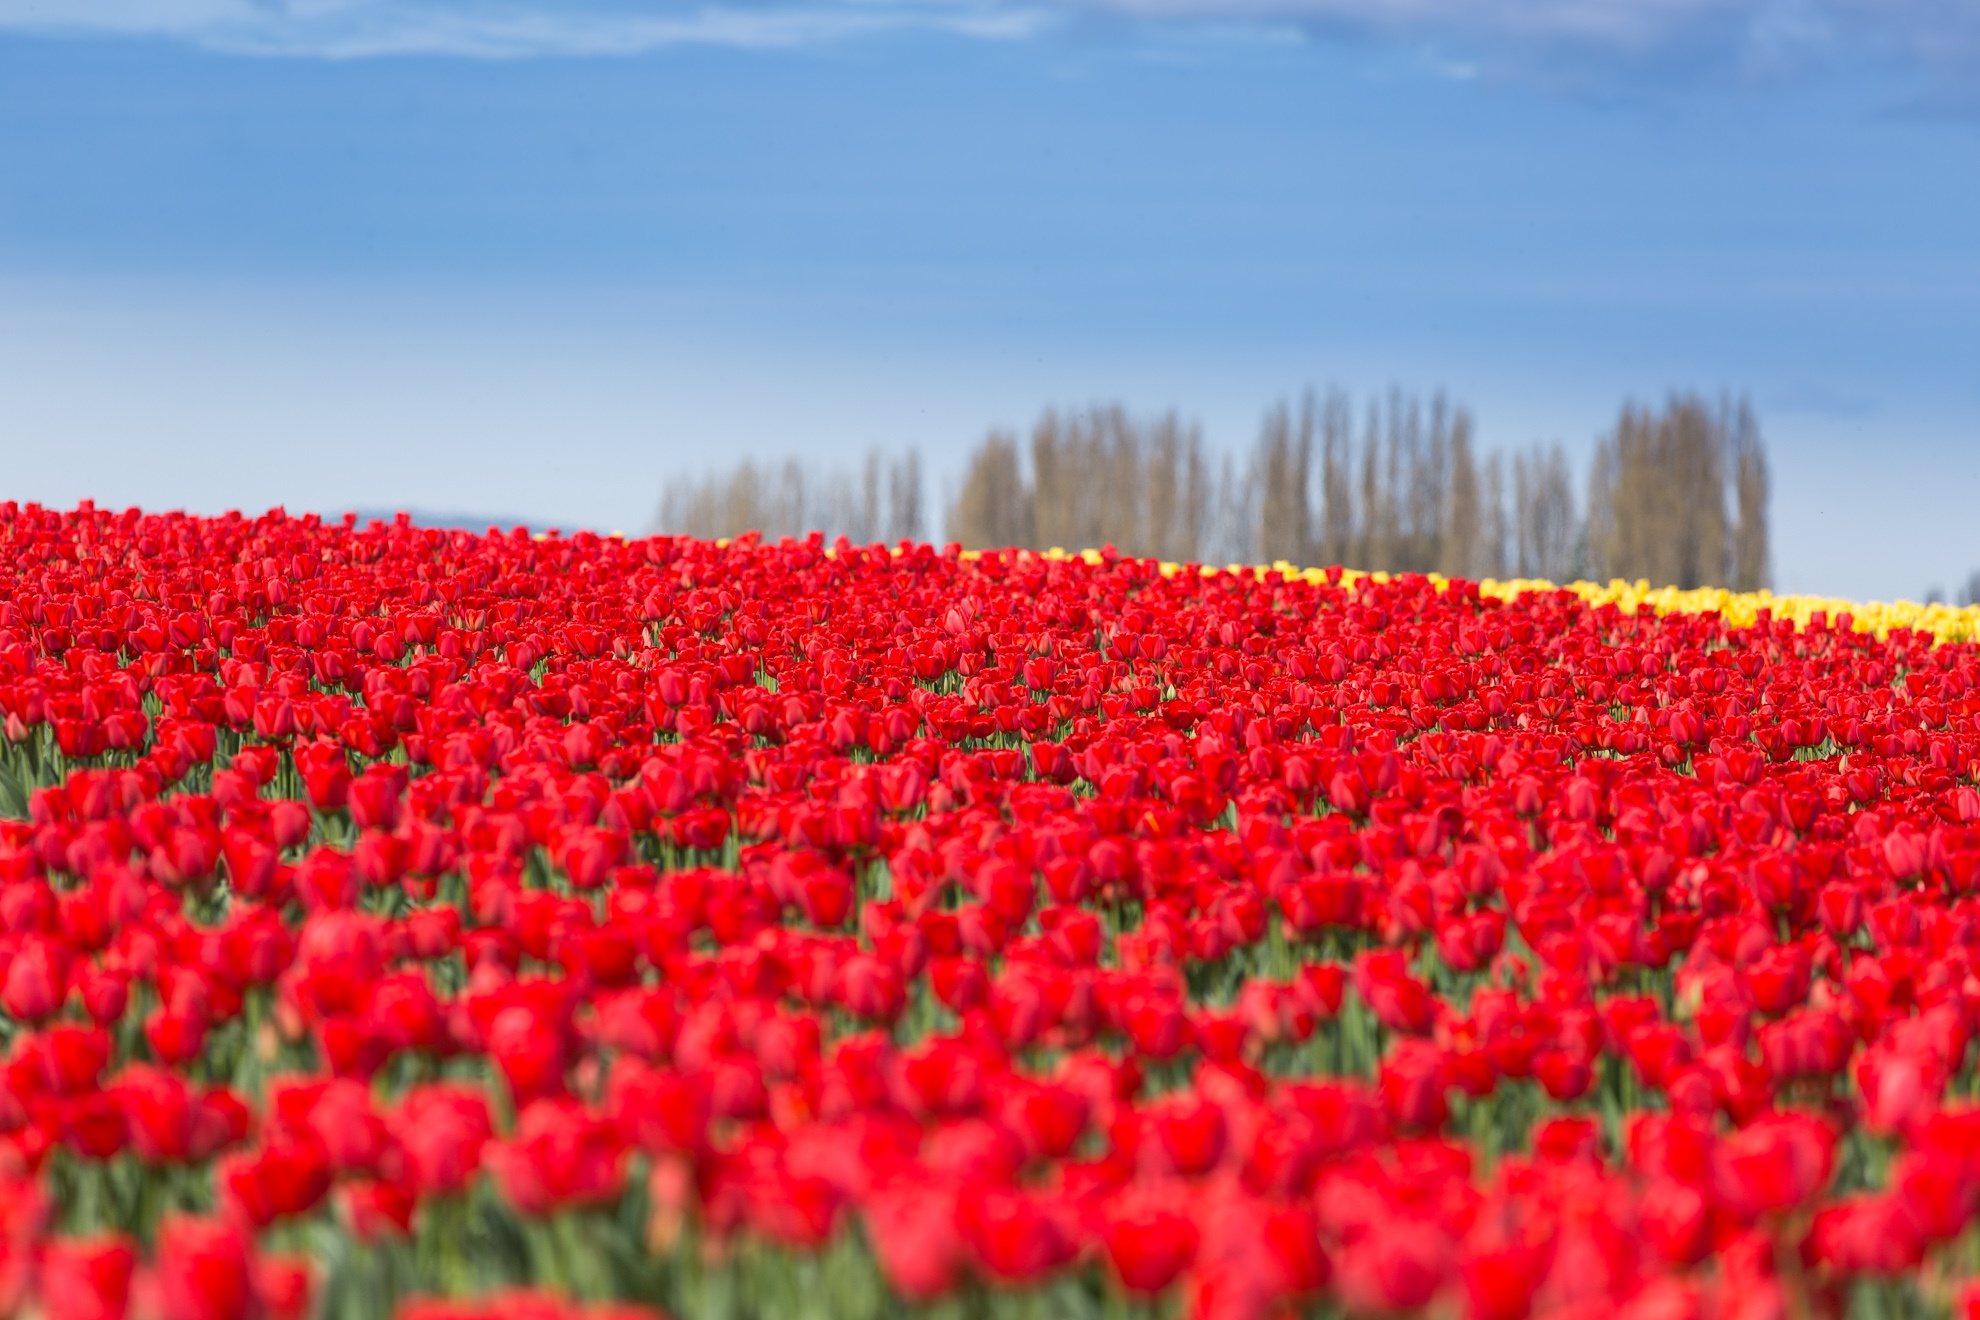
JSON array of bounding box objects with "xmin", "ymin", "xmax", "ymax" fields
[
  {"xmin": 1067, "ymin": 0, "xmax": 1980, "ymax": 89},
  {"xmin": 0, "ymin": 0, "xmax": 1973, "ymax": 88},
  {"xmin": 0, "ymin": 0, "xmax": 1054, "ymax": 57},
  {"xmin": 1096, "ymin": 0, "xmax": 1741, "ymax": 46}
]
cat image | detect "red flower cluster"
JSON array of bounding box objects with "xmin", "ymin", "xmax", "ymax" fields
[{"xmin": 2, "ymin": 500, "xmax": 1980, "ymax": 1317}]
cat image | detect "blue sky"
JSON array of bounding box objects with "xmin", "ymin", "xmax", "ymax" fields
[{"xmin": 1, "ymin": 2, "xmax": 1977, "ymax": 601}]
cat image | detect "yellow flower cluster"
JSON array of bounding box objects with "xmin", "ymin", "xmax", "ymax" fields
[
  {"xmin": 1471, "ymin": 578, "xmax": 1980, "ymax": 646},
  {"xmin": 926, "ymin": 545, "xmax": 1980, "ymax": 646},
  {"xmin": 1263, "ymin": 561, "xmax": 1980, "ymax": 646}
]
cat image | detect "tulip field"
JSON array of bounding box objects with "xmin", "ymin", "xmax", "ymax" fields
[{"xmin": 12, "ymin": 502, "xmax": 1980, "ymax": 1320}]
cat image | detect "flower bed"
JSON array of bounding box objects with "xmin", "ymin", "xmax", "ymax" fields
[{"xmin": 1, "ymin": 502, "xmax": 1979, "ymax": 1319}]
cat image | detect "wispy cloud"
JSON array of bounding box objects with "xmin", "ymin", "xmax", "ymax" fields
[
  {"xmin": 0, "ymin": 0, "xmax": 1974, "ymax": 91},
  {"xmin": 0, "ymin": 0, "xmax": 1055, "ymax": 58},
  {"xmin": 1063, "ymin": 0, "xmax": 1980, "ymax": 93}
]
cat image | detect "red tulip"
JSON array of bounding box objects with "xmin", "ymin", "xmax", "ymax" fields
[
  {"xmin": 486, "ymin": 1002, "xmax": 568, "ymax": 1103},
  {"xmin": 998, "ymin": 1077, "xmax": 1089, "ymax": 1159},
  {"xmin": 392, "ymin": 1084, "xmax": 493, "ymax": 1197},
  {"xmin": 1149, "ymin": 1094, "xmax": 1227, "ymax": 1176},
  {"xmin": 2, "ymin": 936, "xmax": 67, "ymax": 1023},
  {"xmin": 341, "ymin": 1179, "xmax": 419, "ymax": 1242},
  {"xmin": 485, "ymin": 1099, "xmax": 626, "ymax": 1216},
  {"xmin": 1891, "ymin": 1148, "xmax": 1979, "ymax": 1242},
  {"xmin": 143, "ymin": 1009, "xmax": 210, "ymax": 1069},
  {"xmin": 1334, "ymin": 1219, "xmax": 1454, "ymax": 1315},
  {"xmin": 295, "ymin": 743, "xmax": 350, "ymax": 812},
  {"xmin": 39, "ymin": 1234, "xmax": 136, "ymax": 1320},
  {"xmin": 218, "ymin": 1137, "xmax": 333, "ymax": 1227},
  {"xmin": 1711, "ymin": 1111, "xmax": 1835, "ymax": 1222},
  {"xmin": 1101, "ymin": 1191, "xmax": 1199, "ymax": 1294},
  {"xmin": 1381, "ymin": 1039, "xmax": 1450, "ymax": 1132},
  {"xmin": 863, "ymin": 1178, "xmax": 961, "ymax": 1302},
  {"xmin": 956, "ymin": 1187, "xmax": 1075, "ymax": 1283},
  {"xmin": 153, "ymin": 1216, "xmax": 255, "ymax": 1320}
]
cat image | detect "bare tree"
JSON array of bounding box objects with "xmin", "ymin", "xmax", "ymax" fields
[
  {"xmin": 947, "ymin": 404, "xmax": 1238, "ymax": 562},
  {"xmin": 664, "ymin": 388, "xmax": 1774, "ymax": 593},
  {"xmin": 1025, "ymin": 410, "xmax": 1076, "ymax": 552},
  {"xmin": 1316, "ymin": 391, "xmax": 1356, "ymax": 569},
  {"xmin": 1512, "ymin": 444, "xmax": 1579, "ymax": 581},
  {"xmin": 1729, "ymin": 399, "xmax": 1769, "ymax": 591},
  {"xmin": 1260, "ymin": 388, "xmax": 1482, "ymax": 577},
  {"xmin": 1477, "ymin": 452, "xmax": 1510, "ymax": 579},
  {"xmin": 1355, "ymin": 391, "xmax": 1444, "ymax": 573},
  {"xmin": 1145, "ymin": 412, "xmax": 1217, "ymax": 564},
  {"xmin": 948, "ymin": 432, "xmax": 1034, "ymax": 551},
  {"xmin": 1437, "ymin": 410, "xmax": 1482, "ymax": 579},
  {"xmin": 655, "ymin": 458, "xmax": 806, "ymax": 542},
  {"xmin": 1586, "ymin": 394, "xmax": 1762, "ymax": 590},
  {"xmin": 1396, "ymin": 392, "xmax": 1444, "ymax": 573},
  {"xmin": 1357, "ymin": 403, "xmax": 1396, "ymax": 574},
  {"xmin": 1205, "ymin": 448, "xmax": 1253, "ymax": 567},
  {"xmin": 656, "ymin": 448, "xmax": 924, "ymax": 545},
  {"xmin": 1252, "ymin": 395, "xmax": 1314, "ymax": 565}
]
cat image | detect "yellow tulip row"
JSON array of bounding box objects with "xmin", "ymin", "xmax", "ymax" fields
[
  {"xmin": 1467, "ymin": 578, "xmax": 1980, "ymax": 646},
  {"xmin": 1017, "ymin": 548, "xmax": 1980, "ymax": 646}
]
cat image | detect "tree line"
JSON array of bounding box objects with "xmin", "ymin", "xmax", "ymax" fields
[
  {"xmin": 655, "ymin": 450, "xmax": 926, "ymax": 550},
  {"xmin": 652, "ymin": 389, "xmax": 1772, "ymax": 592}
]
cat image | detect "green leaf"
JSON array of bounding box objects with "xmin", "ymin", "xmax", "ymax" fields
[{"xmin": 0, "ymin": 762, "xmax": 26, "ymax": 819}]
